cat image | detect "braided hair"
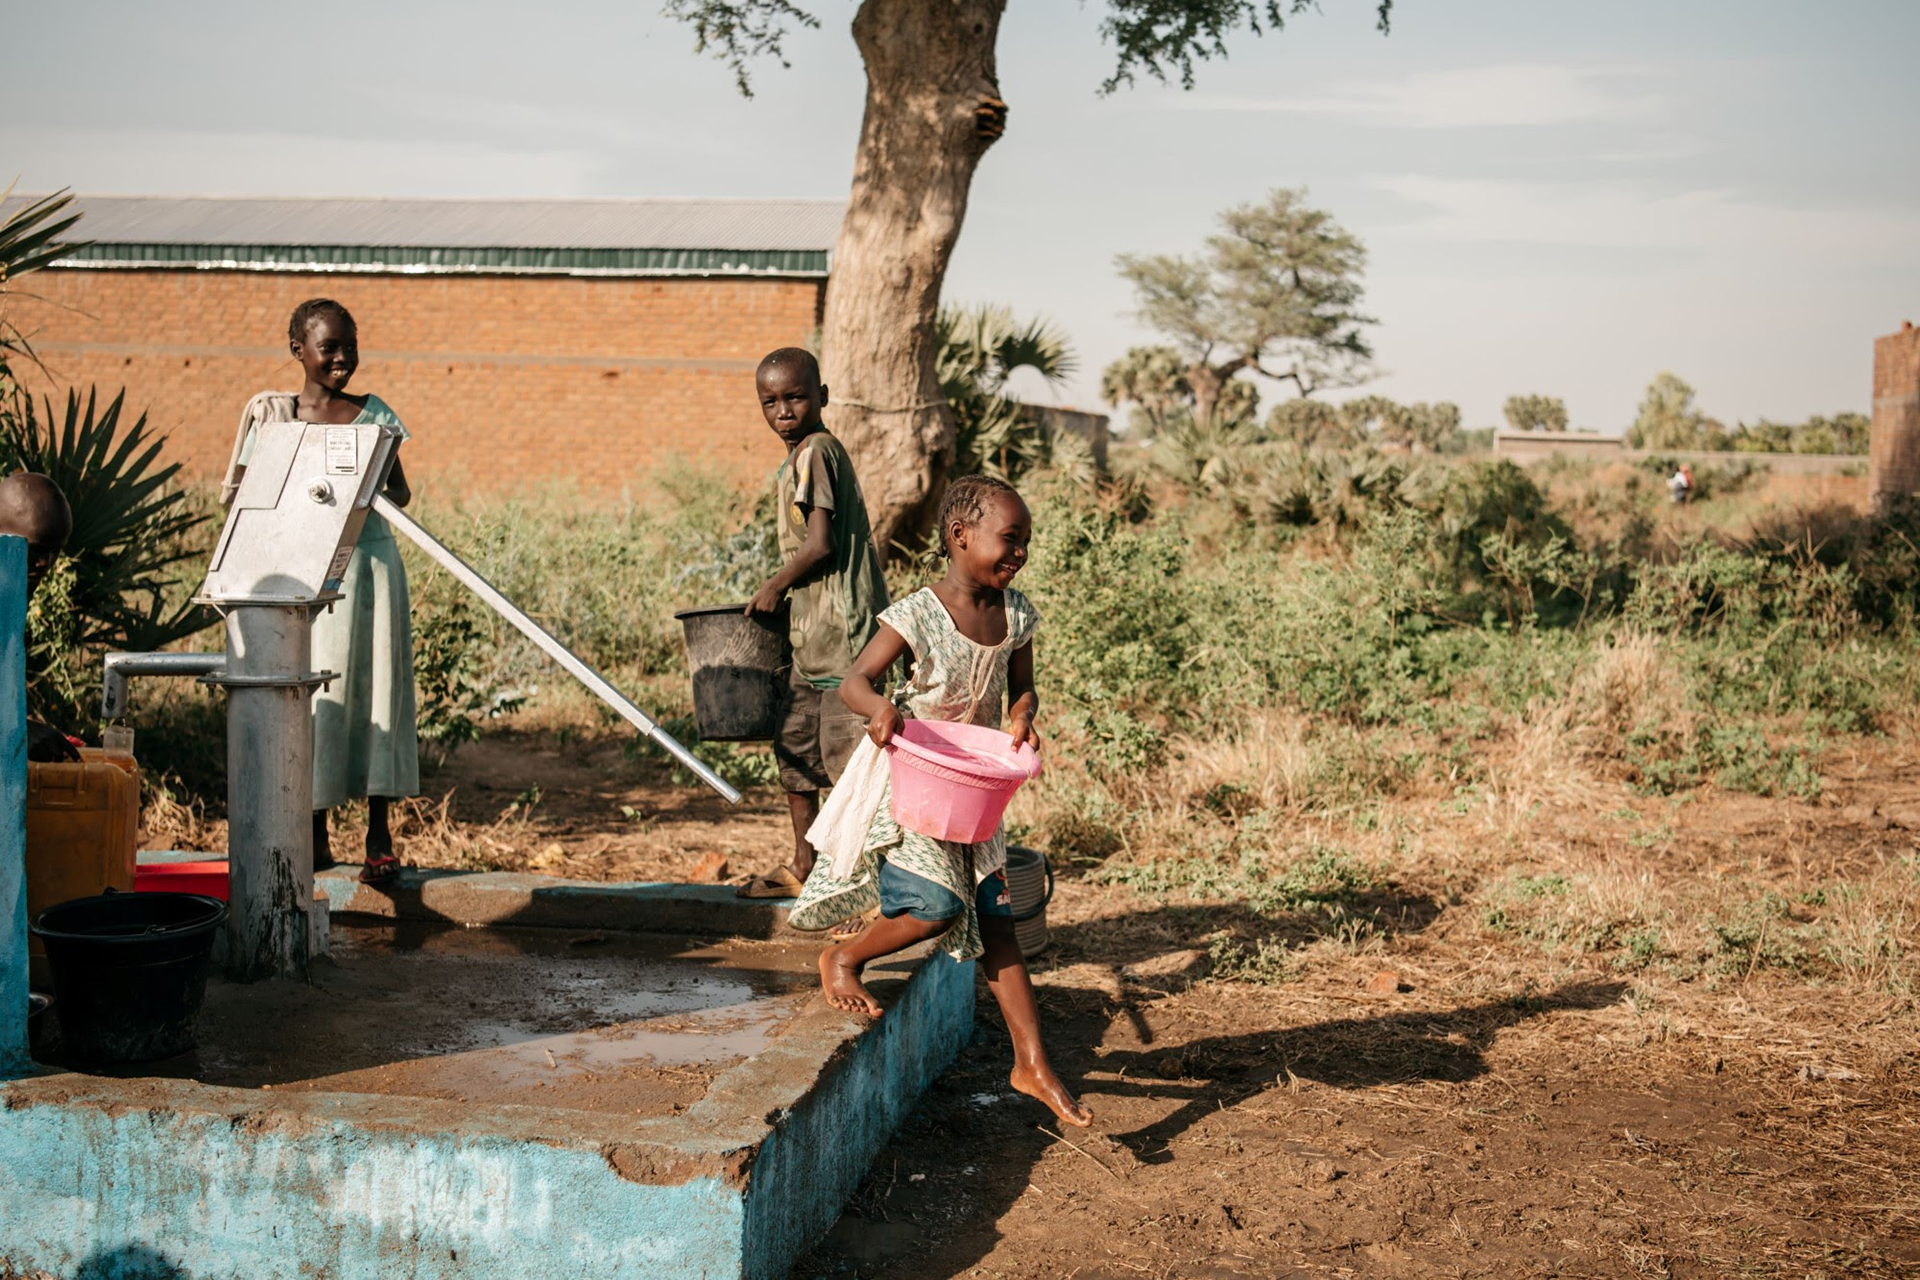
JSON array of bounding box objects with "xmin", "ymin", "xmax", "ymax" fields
[
  {"xmin": 936, "ymin": 474, "xmax": 1021, "ymax": 557},
  {"xmin": 288, "ymin": 298, "xmax": 356, "ymax": 345}
]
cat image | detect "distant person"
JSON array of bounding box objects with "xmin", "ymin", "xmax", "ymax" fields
[
  {"xmin": 789, "ymin": 475, "xmax": 1092, "ymax": 1129},
  {"xmin": 1668, "ymin": 464, "xmax": 1694, "ymax": 504},
  {"xmin": 735, "ymin": 347, "xmax": 889, "ymax": 900},
  {"xmin": 0, "ymin": 471, "xmax": 80, "ymax": 762},
  {"xmin": 222, "ymin": 299, "xmax": 417, "ymax": 884}
]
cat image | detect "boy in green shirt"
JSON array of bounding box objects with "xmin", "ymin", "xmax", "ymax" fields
[{"xmin": 738, "ymin": 348, "xmax": 890, "ymax": 898}]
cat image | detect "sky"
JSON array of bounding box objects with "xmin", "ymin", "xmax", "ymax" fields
[{"xmin": 7, "ymin": 0, "xmax": 1918, "ymax": 433}]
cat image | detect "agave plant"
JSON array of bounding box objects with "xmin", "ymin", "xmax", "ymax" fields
[
  {"xmin": 3, "ymin": 387, "xmax": 214, "ymax": 729},
  {"xmin": 937, "ymin": 303, "xmax": 1077, "ymax": 482}
]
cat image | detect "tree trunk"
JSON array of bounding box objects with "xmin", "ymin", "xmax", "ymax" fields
[{"xmin": 821, "ymin": 0, "xmax": 1006, "ymax": 554}]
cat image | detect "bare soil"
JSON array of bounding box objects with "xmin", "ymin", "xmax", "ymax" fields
[{"xmin": 157, "ymin": 725, "xmax": 1920, "ymax": 1277}]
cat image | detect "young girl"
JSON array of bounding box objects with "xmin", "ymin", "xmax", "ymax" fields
[
  {"xmin": 788, "ymin": 474, "xmax": 1092, "ymax": 1128},
  {"xmin": 222, "ymin": 299, "xmax": 419, "ymax": 883}
]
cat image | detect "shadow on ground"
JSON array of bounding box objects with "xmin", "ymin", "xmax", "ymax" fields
[{"xmin": 796, "ymin": 887, "xmax": 1628, "ymax": 1279}]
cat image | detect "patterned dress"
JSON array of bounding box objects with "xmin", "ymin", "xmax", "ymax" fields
[{"xmin": 788, "ymin": 585, "xmax": 1040, "ymax": 962}]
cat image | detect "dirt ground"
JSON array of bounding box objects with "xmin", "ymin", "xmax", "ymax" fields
[{"xmin": 160, "ymin": 725, "xmax": 1919, "ymax": 1278}]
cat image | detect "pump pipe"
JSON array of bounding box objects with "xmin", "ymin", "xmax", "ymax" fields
[
  {"xmin": 101, "ymin": 651, "xmax": 226, "ymax": 719},
  {"xmin": 371, "ymin": 495, "xmax": 743, "ymax": 805}
]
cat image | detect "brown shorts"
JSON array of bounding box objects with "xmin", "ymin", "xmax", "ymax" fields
[{"xmin": 775, "ymin": 667, "xmax": 867, "ymax": 794}]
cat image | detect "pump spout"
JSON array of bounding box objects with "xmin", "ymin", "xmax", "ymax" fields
[
  {"xmin": 102, "ymin": 651, "xmax": 225, "ymax": 719},
  {"xmin": 370, "ymin": 495, "xmax": 744, "ymax": 805}
]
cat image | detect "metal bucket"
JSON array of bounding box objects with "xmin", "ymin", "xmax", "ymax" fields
[
  {"xmin": 1004, "ymin": 845, "xmax": 1053, "ymax": 958},
  {"xmin": 673, "ymin": 602, "xmax": 790, "ymax": 742}
]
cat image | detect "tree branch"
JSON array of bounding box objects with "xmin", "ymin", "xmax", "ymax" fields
[{"xmin": 662, "ymin": 0, "xmax": 820, "ymax": 97}]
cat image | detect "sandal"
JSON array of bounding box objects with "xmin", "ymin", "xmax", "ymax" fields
[
  {"xmin": 828, "ymin": 907, "xmax": 881, "ymax": 941},
  {"xmin": 359, "ymin": 854, "xmax": 401, "ymax": 885},
  {"xmin": 736, "ymin": 866, "xmax": 804, "ymax": 899}
]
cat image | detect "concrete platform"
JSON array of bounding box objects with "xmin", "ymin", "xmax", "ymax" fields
[{"xmin": 0, "ymin": 876, "xmax": 975, "ymax": 1279}]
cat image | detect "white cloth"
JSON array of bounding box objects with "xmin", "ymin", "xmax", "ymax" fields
[{"xmin": 807, "ymin": 734, "xmax": 892, "ymax": 880}]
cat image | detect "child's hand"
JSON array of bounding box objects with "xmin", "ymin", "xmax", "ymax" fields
[
  {"xmin": 1008, "ymin": 711, "xmax": 1041, "ymax": 753},
  {"xmin": 744, "ymin": 580, "xmax": 785, "ymax": 616},
  {"xmin": 867, "ymin": 704, "xmax": 904, "ymax": 747}
]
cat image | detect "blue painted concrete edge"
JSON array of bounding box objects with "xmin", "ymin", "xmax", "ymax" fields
[
  {"xmin": 0, "ymin": 926, "xmax": 978, "ymax": 1277},
  {"xmin": 0, "ymin": 1083, "xmax": 747, "ymax": 1278},
  {"xmin": 739, "ymin": 950, "xmax": 977, "ymax": 1280},
  {"xmin": 1, "ymin": 536, "xmax": 29, "ymax": 1080}
]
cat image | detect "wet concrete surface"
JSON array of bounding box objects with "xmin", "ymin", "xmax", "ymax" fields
[{"xmin": 82, "ymin": 921, "xmax": 822, "ymax": 1118}]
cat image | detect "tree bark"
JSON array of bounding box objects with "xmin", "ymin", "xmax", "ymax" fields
[{"xmin": 821, "ymin": 0, "xmax": 1006, "ymax": 555}]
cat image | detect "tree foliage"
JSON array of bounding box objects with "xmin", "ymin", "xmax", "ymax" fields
[
  {"xmin": 937, "ymin": 302, "xmax": 1080, "ymax": 482},
  {"xmin": 1503, "ymin": 393, "xmax": 1568, "ymax": 433},
  {"xmin": 1100, "ymin": 343, "xmax": 1256, "ymax": 438},
  {"xmin": 665, "ymin": 1, "xmax": 1393, "ymax": 95},
  {"xmin": 1726, "ymin": 412, "xmax": 1870, "ymax": 456},
  {"xmin": 1627, "ymin": 372, "xmax": 1724, "ymax": 451},
  {"xmin": 1115, "ymin": 187, "xmax": 1376, "ymax": 430},
  {"xmin": 0, "ymin": 187, "xmax": 88, "ymax": 384}
]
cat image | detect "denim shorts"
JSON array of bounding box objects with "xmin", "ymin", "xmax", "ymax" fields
[{"xmin": 878, "ymin": 860, "xmax": 1013, "ymax": 923}]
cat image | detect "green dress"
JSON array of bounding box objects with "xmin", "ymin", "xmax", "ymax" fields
[
  {"xmin": 236, "ymin": 392, "xmax": 420, "ymax": 809},
  {"xmin": 787, "ymin": 586, "xmax": 1040, "ymax": 962}
]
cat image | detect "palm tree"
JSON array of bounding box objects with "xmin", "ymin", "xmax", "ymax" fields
[
  {"xmin": 0, "ymin": 186, "xmax": 87, "ymax": 385},
  {"xmin": 937, "ymin": 303, "xmax": 1077, "ymax": 482}
]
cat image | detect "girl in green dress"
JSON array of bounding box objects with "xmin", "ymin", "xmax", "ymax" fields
[
  {"xmin": 223, "ymin": 299, "xmax": 418, "ymax": 883},
  {"xmin": 790, "ymin": 475, "xmax": 1091, "ymax": 1128}
]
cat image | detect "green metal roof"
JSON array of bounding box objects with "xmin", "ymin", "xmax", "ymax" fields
[
  {"xmin": 10, "ymin": 195, "xmax": 842, "ymax": 278},
  {"xmin": 58, "ymin": 242, "xmax": 830, "ymax": 277}
]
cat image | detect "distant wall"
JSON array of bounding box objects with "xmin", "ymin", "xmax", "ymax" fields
[
  {"xmin": 1017, "ymin": 404, "xmax": 1110, "ymax": 471},
  {"xmin": 1493, "ymin": 431, "xmax": 1868, "ymax": 476},
  {"xmin": 1870, "ymin": 322, "xmax": 1920, "ymax": 510},
  {"xmin": 10, "ymin": 268, "xmax": 827, "ymax": 498}
]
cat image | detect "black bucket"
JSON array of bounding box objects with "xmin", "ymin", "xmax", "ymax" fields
[
  {"xmin": 674, "ymin": 602, "xmax": 790, "ymax": 742},
  {"xmin": 31, "ymin": 890, "xmax": 226, "ymax": 1063}
]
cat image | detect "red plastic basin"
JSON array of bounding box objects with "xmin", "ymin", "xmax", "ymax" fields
[{"xmin": 134, "ymin": 862, "xmax": 230, "ymax": 902}]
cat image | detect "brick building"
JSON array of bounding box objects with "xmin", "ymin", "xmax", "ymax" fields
[
  {"xmin": 1871, "ymin": 321, "xmax": 1920, "ymax": 511},
  {"xmin": 6, "ymin": 195, "xmax": 841, "ymax": 496}
]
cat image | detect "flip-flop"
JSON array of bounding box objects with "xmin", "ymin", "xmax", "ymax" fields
[
  {"xmin": 359, "ymin": 854, "xmax": 401, "ymax": 885},
  {"xmin": 828, "ymin": 907, "xmax": 881, "ymax": 941},
  {"xmin": 736, "ymin": 867, "xmax": 805, "ymax": 899}
]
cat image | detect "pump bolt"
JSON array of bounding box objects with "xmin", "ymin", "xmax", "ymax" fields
[{"xmin": 308, "ymin": 479, "xmax": 334, "ymax": 504}]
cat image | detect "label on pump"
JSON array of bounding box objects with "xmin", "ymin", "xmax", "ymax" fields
[
  {"xmin": 325, "ymin": 428, "xmax": 358, "ymax": 475},
  {"xmin": 324, "ymin": 545, "xmax": 355, "ymax": 583}
]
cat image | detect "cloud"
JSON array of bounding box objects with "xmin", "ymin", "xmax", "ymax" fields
[
  {"xmin": 1170, "ymin": 63, "xmax": 1667, "ymax": 129},
  {"xmin": 1368, "ymin": 173, "xmax": 1920, "ymax": 267}
]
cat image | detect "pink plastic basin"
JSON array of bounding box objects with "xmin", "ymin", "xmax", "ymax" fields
[{"xmin": 886, "ymin": 720, "xmax": 1041, "ymax": 844}]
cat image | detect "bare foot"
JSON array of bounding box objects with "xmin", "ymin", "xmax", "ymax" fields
[
  {"xmin": 1011, "ymin": 1062, "xmax": 1093, "ymax": 1128},
  {"xmin": 818, "ymin": 944, "xmax": 884, "ymax": 1017}
]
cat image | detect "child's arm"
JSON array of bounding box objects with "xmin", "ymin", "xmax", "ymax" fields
[
  {"xmin": 840, "ymin": 624, "xmax": 911, "ymax": 745},
  {"xmin": 384, "ymin": 453, "xmax": 411, "ymax": 508},
  {"xmin": 746, "ymin": 503, "xmax": 832, "ymax": 615},
  {"xmin": 1006, "ymin": 640, "xmax": 1040, "ymax": 750}
]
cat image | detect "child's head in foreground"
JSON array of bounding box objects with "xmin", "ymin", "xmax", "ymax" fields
[
  {"xmin": 938, "ymin": 474, "xmax": 1031, "ymax": 589},
  {"xmin": 0, "ymin": 471, "xmax": 73, "ymax": 590},
  {"xmin": 756, "ymin": 347, "xmax": 827, "ymax": 447},
  {"xmin": 288, "ymin": 298, "xmax": 359, "ymax": 392}
]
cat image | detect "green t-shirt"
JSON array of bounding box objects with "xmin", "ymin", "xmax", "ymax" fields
[{"xmin": 776, "ymin": 431, "xmax": 889, "ymax": 686}]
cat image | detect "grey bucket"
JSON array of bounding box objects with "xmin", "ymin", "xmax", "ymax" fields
[
  {"xmin": 1004, "ymin": 846, "xmax": 1054, "ymax": 958},
  {"xmin": 674, "ymin": 602, "xmax": 790, "ymax": 742}
]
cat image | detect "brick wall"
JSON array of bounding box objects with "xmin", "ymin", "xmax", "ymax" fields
[
  {"xmin": 9, "ymin": 269, "xmax": 825, "ymax": 499},
  {"xmin": 1871, "ymin": 321, "xmax": 1920, "ymax": 511}
]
